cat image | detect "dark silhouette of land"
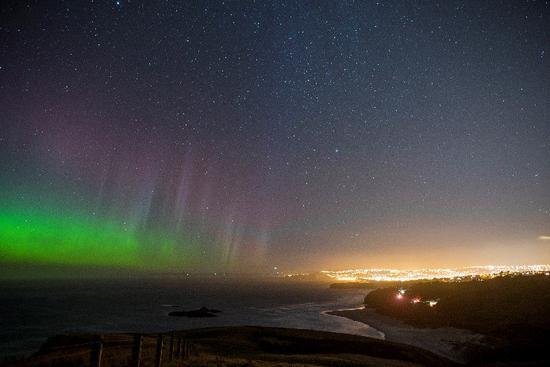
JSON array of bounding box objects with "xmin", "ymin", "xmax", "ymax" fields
[
  {"xmin": 1, "ymin": 326, "xmax": 455, "ymax": 367},
  {"xmin": 332, "ymin": 274, "xmax": 550, "ymax": 366},
  {"xmin": 168, "ymin": 307, "xmax": 221, "ymax": 318}
]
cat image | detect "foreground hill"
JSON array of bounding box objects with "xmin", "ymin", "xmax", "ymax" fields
[{"xmin": 2, "ymin": 326, "xmax": 455, "ymax": 367}]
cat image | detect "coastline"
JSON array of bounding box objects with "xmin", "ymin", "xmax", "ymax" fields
[{"xmin": 327, "ymin": 307, "xmax": 485, "ymax": 363}]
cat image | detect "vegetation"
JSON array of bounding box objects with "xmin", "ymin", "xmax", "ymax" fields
[
  {"xmin": 3, "ymin": 326, "xmax": 455, "ymax": 367},
  {"xmin": 364, "ymin": 274, "xmax": 550, "ymax": 365}
]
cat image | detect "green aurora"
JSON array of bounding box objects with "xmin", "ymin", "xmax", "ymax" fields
[{"xmin": 0, "ymin": 205, "xmax": 200, "ymax": 271}]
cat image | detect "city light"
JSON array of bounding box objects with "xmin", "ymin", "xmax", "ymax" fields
[{"xmin": 320, "ymin": 265, "xmax": 550, "ymax": 282}]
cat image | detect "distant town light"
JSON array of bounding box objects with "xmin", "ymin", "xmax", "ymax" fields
[
  {"xmin": 428, "ymin": 300, "xmax": 438, "ymax": 307},
  {"xmin": 396, "ymin": 293, "xmax": 403, "ymax": 300},
  {"xmin": 412, "ymin": 298, "xmax": 421, "ymax": 304},
  {"xmin": 320, "ymin": 265, "xmax": 550, "ymax": 282}
]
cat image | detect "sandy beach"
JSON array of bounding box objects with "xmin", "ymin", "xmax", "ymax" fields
[{"xmin": 327, "ymin": 308, "xmax": 486, "ymax": 363}]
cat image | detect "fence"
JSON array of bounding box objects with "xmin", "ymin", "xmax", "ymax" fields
[{"xmin": 8, "ymin": 332, "xmax": 195, "ymax": 367}]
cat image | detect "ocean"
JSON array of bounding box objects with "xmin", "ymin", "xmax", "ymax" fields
[{"xmin": 0, "ymin": 278, "xmax": 382, "ymax": 357}]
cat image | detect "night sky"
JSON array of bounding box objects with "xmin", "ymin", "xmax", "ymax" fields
[{"xmin": 1, "ymin": 1, "xmax": 549, "ymax": 274}]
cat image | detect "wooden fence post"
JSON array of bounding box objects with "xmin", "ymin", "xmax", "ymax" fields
[
  {"xmin": 155, "ymin": 334, "xmax": 164, "ymax": 367},
  {"xmin": 95, "ymin": 340, "xmax": 103, "ymax": 367},
  {"xmin": 133, "ymin": 334, "xmax": 143, "ymax": 367},
  {"xmin": 169, "ymin": 332, "xmax": 174, "ymax": 361},
  {"xmin": 176, "ymin": 337, "xmax": 182, "ymax": 358},
  {"xmin": 187, "ymin": 341, "xmax": 193, "ymax": 359}
]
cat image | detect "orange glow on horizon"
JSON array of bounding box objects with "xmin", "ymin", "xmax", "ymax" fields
[{"xmin": 321, "ymin": 264, "xmax": 550, "ymax": 282}]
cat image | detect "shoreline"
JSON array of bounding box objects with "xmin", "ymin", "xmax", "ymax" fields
[{"xmin": 327, "ymin": 307, "xmax": 485, "ymax": 363}]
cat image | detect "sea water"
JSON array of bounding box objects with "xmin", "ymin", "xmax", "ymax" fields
[{"xmin": 0, "ymin": 278, "xmax": 382, "ymax": 356}]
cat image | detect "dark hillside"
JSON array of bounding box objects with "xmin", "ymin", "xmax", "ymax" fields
[{"xmin": 364, "ymin": 275, "xmax": 550, "ymax": 365}]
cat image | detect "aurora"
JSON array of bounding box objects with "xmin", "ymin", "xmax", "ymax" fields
[
  {"xmin": 0, "ymin": 204, "xmax": 197, "ymax": 270},
  {"xmin": 1, "ymin": 0, "xmax": 549, "ymax": 276}
]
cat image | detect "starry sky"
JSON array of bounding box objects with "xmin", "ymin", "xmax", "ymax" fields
[{"xmin": 1, "ymin": 1, "xmax": 549, "ymax": 275}]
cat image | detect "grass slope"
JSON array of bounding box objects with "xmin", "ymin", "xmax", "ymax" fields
[{"xmin": 3, "ymin": 326, "xmax": 456, "ymax": 367}]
